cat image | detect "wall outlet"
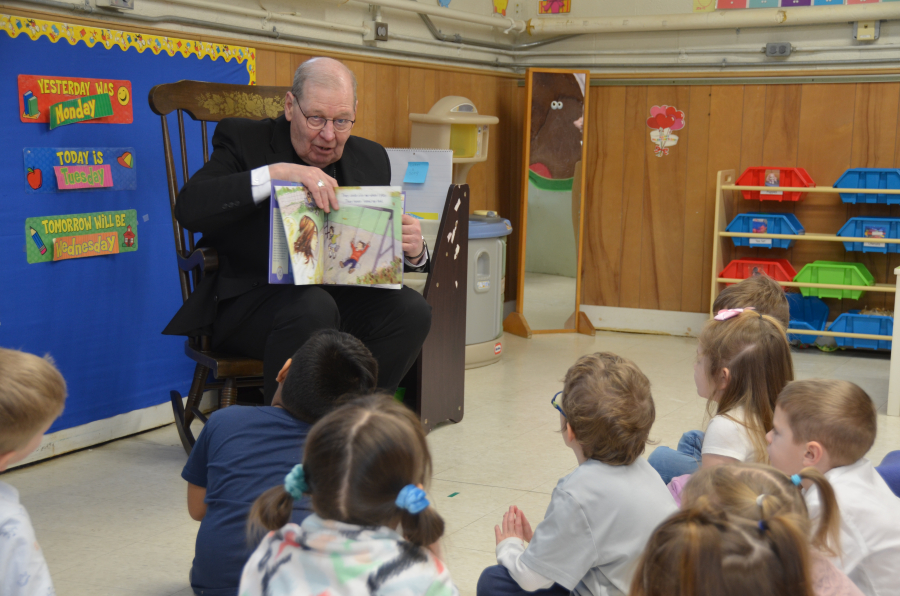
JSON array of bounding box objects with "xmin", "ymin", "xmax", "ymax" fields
[
  {"xmin": 765, "ymin": 42, "xmax": 792, "ymax": 58},
  {"xmin": 854, "ymin": 21, "xmax": 879, "ymax": 42},
  {"xmin": 363, "ymin": 21, "xmax": 388, "ymax": 43},
  {"xmin": 96, "ymin": 0, "xmax": 135, "ymax": 9}
]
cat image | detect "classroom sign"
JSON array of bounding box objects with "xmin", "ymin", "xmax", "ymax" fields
[
  {"xmin": 25, "ymin": 209, "xmax": 138, "ymax": 263},
  {"xmin": 18, "ymin": 74, "xmax": 133, "ymax": 124},
  {"xmin": 24, "ymin": 147, "xmax": 136, "ymax": 192}
]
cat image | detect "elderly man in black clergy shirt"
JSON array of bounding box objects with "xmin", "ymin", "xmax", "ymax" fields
[{"xmin": 164, "ymin": 57, "xmax": 432, "ymax": 402}]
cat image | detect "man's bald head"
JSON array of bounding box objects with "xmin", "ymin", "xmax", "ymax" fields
[{"xmin": 291, "ymin": 57, "xmax": 357, "ymax": 107}]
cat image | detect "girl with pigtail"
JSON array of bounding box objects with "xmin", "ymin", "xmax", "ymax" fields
[
  {"xmin": 679, "ymin": 463, "xmax": 862, "ymax": 596},
  {"xmin": 629, "ymin": 505, "xmax": 817, "ymax": 596},
  {"xmin": 240, "ymin": 393, "xmax": 458, "ymax": 596}
]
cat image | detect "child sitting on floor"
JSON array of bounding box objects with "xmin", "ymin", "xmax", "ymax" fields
[
  {"xmin": 240, "ymin": 393, "xmax": 457, "ymax": 596},
  {"xmin": 629, "ymin": 506, "xmax": 816, "ymax": 596},
  {"xmin": 648, "ymin": 309, "xmax": 793, "ymax": 484},
  {"xmin": 182, "ymin": 329, "xmax": 377, "ymax": 596},
  {"xmin": 477, "ymin": 352, "xmax": 677, "ymax": 596},
  {"xmin": 712, "ymin": 272, "xmax": 790, "ymax": 329},
  {"xmin": 681, "ymin": 462, "xmax": 862, "ymax": 596},
  {"xmin": 0, "ymin": 348, "xmax": 67, "ymax": 596},
  {"xmin": 768, "ymin": 379, "xmax": 900, "ymax": 596}
]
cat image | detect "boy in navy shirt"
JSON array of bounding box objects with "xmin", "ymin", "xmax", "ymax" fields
[{"xmin": 181, "ymin": 329, "xmax": 378, "ymax": 596}]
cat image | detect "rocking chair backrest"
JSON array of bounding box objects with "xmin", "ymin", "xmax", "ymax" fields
[{"xmin": 147, "ymin": 81, "xmax": 290, "ymax": 306}]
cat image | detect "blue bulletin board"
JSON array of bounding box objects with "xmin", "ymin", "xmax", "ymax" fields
[{"xmin": 0, "ymin": 14, "xmax": 255, "ymax": 434}]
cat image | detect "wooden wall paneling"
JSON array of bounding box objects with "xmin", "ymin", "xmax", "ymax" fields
[
  {"xmin": 274, "ymin": 52, "xmax": 294, "ymax": 87},
  {"xmin": 758, "ymin": 85, "xmax": 803, "ymax": 262},
  {"xmin": 795, "ymin": 84, "xmax": 857, "ymax": 315},
  {"xmin": 848, "ymin": 83, "xmax": 900, "ymax": 311},
  {"xmin": 618, "ymin": 86, "xmax": 649, "ymax": 308},
  {"xmin": 582, "ymin": 87, "xmax": 627, "ymax": 307},
  {"xmin": 374, "ymin": 64, "xmax": 409, "ymax": 150},
  {"xmin": 681, "ymin": 86, "xmax": 712, "ymax": 314},
  {"xmin": 762, "ymin": 85, "xmax": 802, "ymax": 166},
  {"xmin": 639, "ymin": 86, "xmax": 691, "ymax": 311},
  {"xmin": 736, "ymin": 85, "xmax": 767, "ymax": 263},
  {"xmin": 255, "ymin": 49, "xmax": 277, "ymax": 86},
  {"xmin": 704, "ymin": 86, "xmax": 745, "ymax": 312}
]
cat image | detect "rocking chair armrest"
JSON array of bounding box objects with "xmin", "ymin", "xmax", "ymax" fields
[{"xmin": 178, "ymin": 247, "xmax": 219, "ymax": 275}]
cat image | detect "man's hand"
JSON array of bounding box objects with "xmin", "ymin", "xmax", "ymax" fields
[
  {"xmin": 494, "ymin": 505, "xmax": 534, "ymax": 545},
  {"xmin": 402, "ymin": 214, "xmax": 425, "ymax": 263},
  {"xmin": 268, "ymin": 163, "xmax": 339, "ymax": 213}
]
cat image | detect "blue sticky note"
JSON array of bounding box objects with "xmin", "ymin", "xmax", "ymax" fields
[{"xmin": 404, "ymin": 162, "xmax": 429, "ymax": 184}]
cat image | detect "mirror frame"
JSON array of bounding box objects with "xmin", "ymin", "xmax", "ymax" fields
[{"xmin": 505, "ymin": 68, "xmax": 595, "ymax": 338}]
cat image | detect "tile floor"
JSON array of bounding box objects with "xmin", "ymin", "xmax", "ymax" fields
[{"xmin": 4, "ymin": 331, "xmax": 899, "ymax": 596}]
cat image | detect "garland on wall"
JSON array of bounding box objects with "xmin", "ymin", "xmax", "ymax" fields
[{"xmin": 0, "ymin": 13, "xmax": 256, "ymax": 84}]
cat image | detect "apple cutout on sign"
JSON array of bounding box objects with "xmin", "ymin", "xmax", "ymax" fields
[{"xmin": 27, "ymin": 167, "xmax": 42, "ymax": 190}]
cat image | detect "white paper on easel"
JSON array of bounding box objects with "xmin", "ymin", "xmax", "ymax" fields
[{"xmin": 386, "ymin": 149, "xmax": 452, "ymax": 225}]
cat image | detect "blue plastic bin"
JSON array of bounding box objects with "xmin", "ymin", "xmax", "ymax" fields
[
  {"xmin": 786, "ymin": 293, "xmax": 829, "ymax": 344},
  {"xmin": 837, "ymin": 217, "xmax": 900, "ymax": 254},
  {"xmin": 834, "ymin": 168, "xmax": 900, "ymax": 205},
  {"xmin": 827, "ymin": 311, "xmax": 893, "ymax": 351},
  {"xmin": 726, "ymin": 213, "xmax": 804, "ymax": 249}
]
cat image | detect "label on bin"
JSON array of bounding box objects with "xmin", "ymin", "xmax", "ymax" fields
[
  {"xmin": 750, "ymin": 218, "xmax": 771, "ymax": 245},
  {"xmin": 864, "ymin": 226, "xmax": 886, "ymax": 248},
  {"xmin": 494, "ymin": 342, "xmax": 502, "ymax": 355}
]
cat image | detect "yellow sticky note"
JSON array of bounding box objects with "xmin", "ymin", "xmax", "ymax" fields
[{"xmin": 694, "ymin": 0, "xmax": 716, "ymax": 12}]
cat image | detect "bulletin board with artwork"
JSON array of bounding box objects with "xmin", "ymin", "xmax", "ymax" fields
[{"xmin": 0, "ymin": 13, "xmax": 254, "ymax": 435}]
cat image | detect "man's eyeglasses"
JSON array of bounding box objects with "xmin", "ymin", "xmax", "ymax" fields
[
  {"xmin": 296, "ymin": 103, "xmax": 355, "ymax": 133},
  {"xmin": 551, "ymin": 391, "xmax": 565, "ymax": 418}
]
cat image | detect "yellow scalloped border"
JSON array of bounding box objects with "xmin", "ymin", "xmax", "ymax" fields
[{"xmin": 1, "ymin": 13, "xmax": 256, "ymax": 84}]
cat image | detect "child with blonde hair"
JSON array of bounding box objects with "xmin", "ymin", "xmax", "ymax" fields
[
  {"xmin": 712, "ymin": 272, "xmax": 790, "ymax": 329},
  {"xmin": 629, "ymin": 506, "xmax": 816, "ymax": 596},
  {"xmin": 478, "ymin": 352, "xmax": 677, "ymax": 596},
  {"xmin": 0, "ymin": 348, "xmax": 67, "ymax": 596},
  {"xmin": 239, "ymin": 393, "xmax": 457, "ymax": 596},
  {"xmin": 768, "ymin": 379, "xmax": 900, "ymax": 596},
  {"xmin": 681, "ymin": 462, "xmax": 862, "ymax": 596},
  {"xmin": 649, "ymin": 310, "xmax": 793, "ymax": 484}
]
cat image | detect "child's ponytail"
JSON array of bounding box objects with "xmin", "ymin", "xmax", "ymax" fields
[
  {"xmin": 794, "ymin": 466, "xmax": 841, "ymax": 557},
  {"xmin": 757, "ymin": 512, "xmax": 814, "ymax": 596},
  {"xmin": 394, "ymin": 484, "xmax": 445, "ymax": 547},
  {"xmin": 400, "ymin": 507, "xmax": 445, "ymax": 547},
  {"xmin": 247, "ymin": 464, "xmax": 309, "ymax": 540}
]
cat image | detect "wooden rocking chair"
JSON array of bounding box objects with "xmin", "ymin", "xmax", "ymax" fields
[{"xmin": 148, "ymin": 81, "xmax": 467, "ymax": 455}]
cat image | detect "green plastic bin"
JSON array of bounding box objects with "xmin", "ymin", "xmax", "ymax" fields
[{"xmin": 793, "ymin": 261, "xmax": 874, "ymax": 300}]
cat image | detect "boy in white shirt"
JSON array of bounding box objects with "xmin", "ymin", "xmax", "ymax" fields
[
  {"xmin": 767, "ymin": 379, "xmax": 900, "ymax": 596},
  {"xmin": 477, "ymin": 352, "xmax": 677, "ymax": 596},
  {"xmin": 0, "ymin": 348, "xmax": 67, "ymax": 596}
]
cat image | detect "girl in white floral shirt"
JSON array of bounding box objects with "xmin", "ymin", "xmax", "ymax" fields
[{"xmin": 239, "ymin": 393, "xmax": 458, "ymax": 596}]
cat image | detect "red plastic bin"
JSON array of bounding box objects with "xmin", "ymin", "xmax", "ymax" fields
[
  {"xmin": 718, "ymin": 258, "xmax": 797, "ymax": 287},
  {"xmin": 736, "ymin": 167, "xmax": 815, "ymax": 202}
]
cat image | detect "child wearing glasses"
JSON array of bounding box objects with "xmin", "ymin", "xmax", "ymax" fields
[{"xmin": 477, "ymin": 352, "xmax": 677, "ymax": 596}]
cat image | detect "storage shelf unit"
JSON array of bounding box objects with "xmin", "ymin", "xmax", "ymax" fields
[{"xmin": 712, "ymin": 170, "xmax": 900, "ymax": 417}]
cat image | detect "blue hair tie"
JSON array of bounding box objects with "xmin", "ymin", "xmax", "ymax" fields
[
  {"xmin": 395, "ymin": 485, "xmax": 429, "ymax": 514},
  {"xmin": 284, "ymin": 464, "xmax": 309, "ymax": 500},
  {"xmin": 791, "ymin": 474, "xmax": 802, "ymax": 487},
  {"xmin": 758, "ymin": 520, "xmax": 768, "ymax": 532}
]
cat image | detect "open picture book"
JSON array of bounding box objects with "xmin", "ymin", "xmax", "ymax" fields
[{"xmin": 268, "ymin": 182, "xmax": 405, "ymax": 289}]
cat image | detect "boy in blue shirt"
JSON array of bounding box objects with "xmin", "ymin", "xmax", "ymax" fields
[{"xmin": 181, "ymin": 329, "xmax": 378, "ymax": 596}]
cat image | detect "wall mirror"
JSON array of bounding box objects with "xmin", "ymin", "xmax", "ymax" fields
[{"xmin": 505, "ymin": 68, "xmax": 592, "ymax": 337}]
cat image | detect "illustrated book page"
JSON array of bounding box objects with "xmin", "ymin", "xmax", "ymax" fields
[{"xmin": 269, "ymin": 182, "xmax": 404, "ymax": 289}]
